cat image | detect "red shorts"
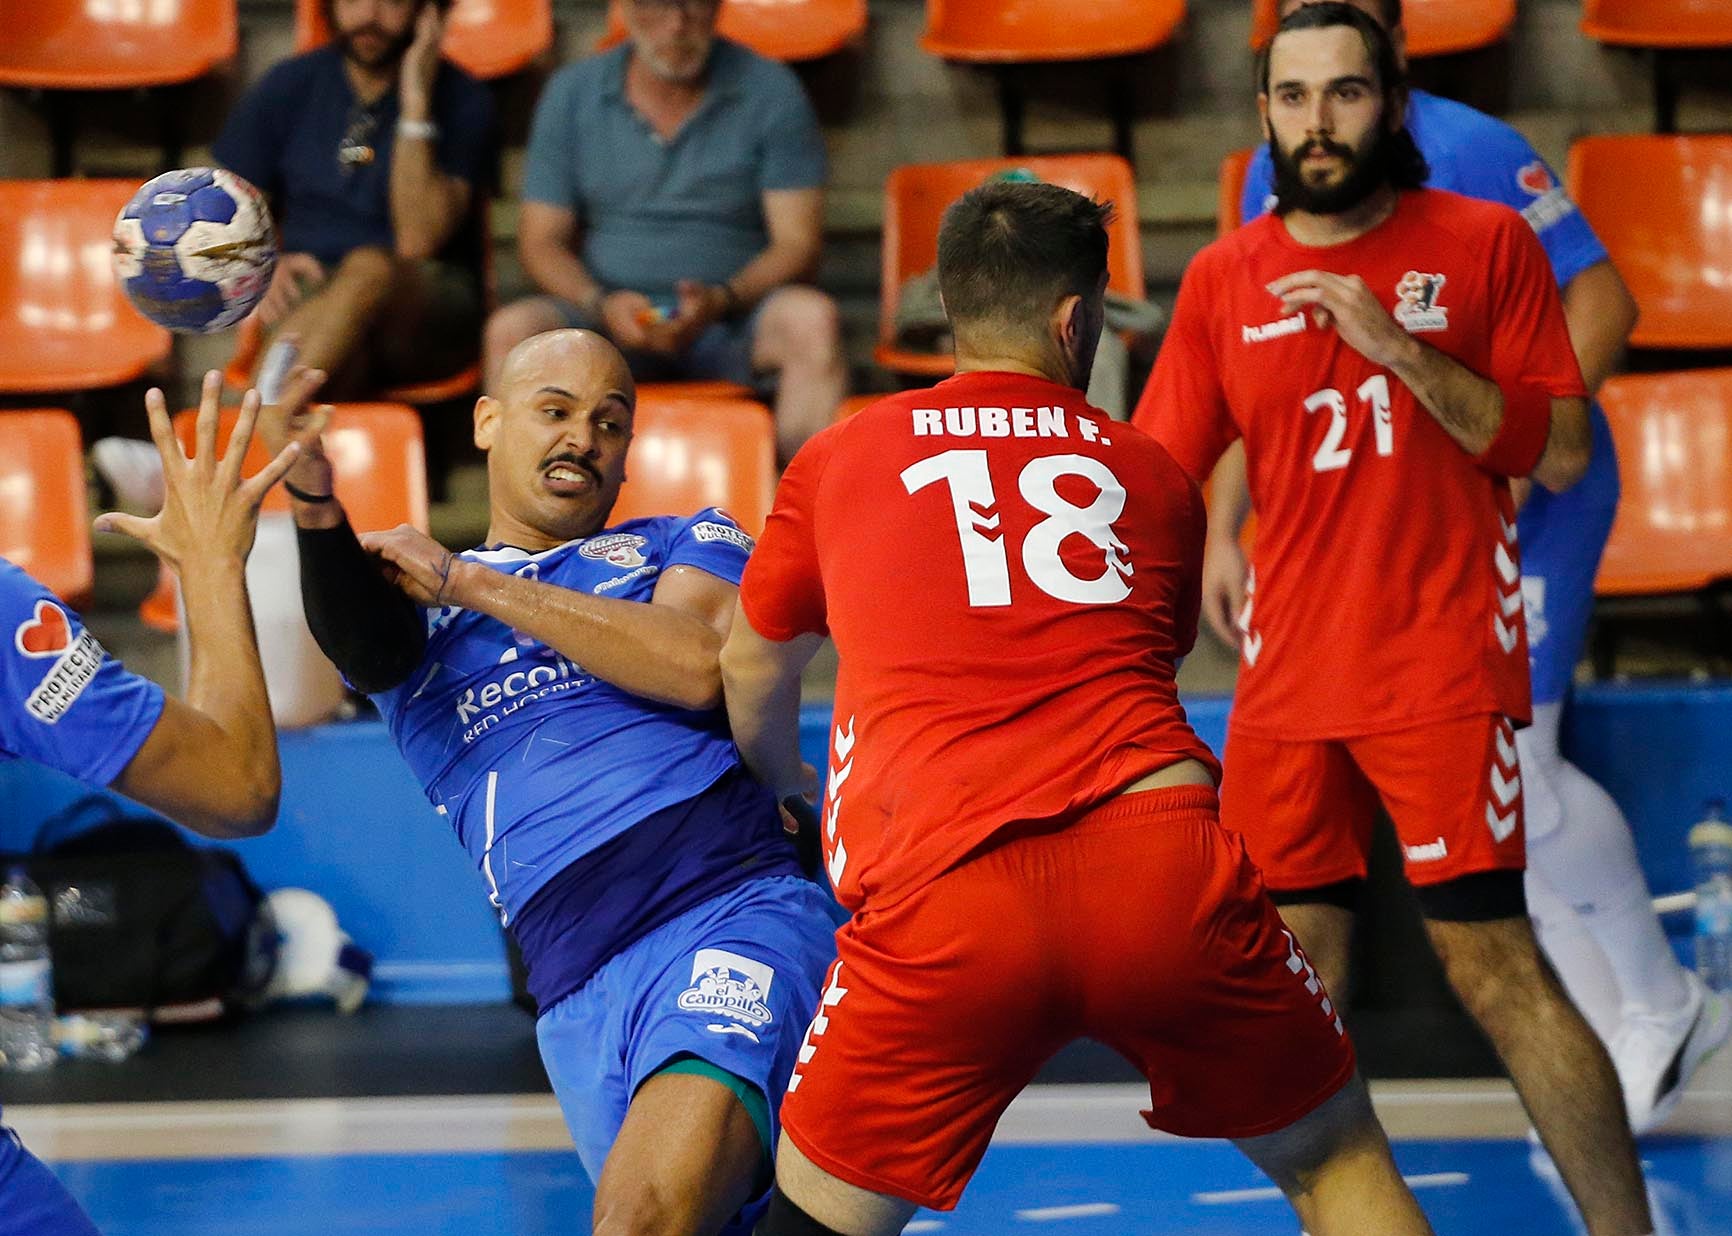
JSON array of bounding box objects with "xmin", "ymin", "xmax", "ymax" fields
[
  {"xmin": 778, "ymin": 786, "xmax": 1356, "ymax": 1211},
  {"xmin": 1221, "ymin": 713, "xmax": 1526, "ymax": 893}
]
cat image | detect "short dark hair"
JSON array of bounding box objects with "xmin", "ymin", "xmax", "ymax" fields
[
  {"xmin": 936, "ymin": 180, "xmax": 1113, "ymax": 338},
  {"xmin": 320, "ymin": 0, "xmax": 453, "ymax": 28}
]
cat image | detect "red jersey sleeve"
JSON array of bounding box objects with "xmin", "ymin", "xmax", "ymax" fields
[
  {"xmin": 1132, "ymin": 254, "xmax": 1239, "ymax": 484},
  {"xmin": 1484, "ymin": 209, "xmax": 1588, "ymax": 398},
  {"xmin": 738, "ymin": 426, "xmax": 835, "ymax": 641}
]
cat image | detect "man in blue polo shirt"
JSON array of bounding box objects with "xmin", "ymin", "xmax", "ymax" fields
[
  {"xmin": 483, "ymin": 0, "xmax": 845, "ymax": 461},
  {"xmin": 1205, "ymin": 0, "xmax": 1728, "ymax": 1135},
  {"xmin": 214, "ymin": 0, "xmax": 497, "ymax": 397},
  {"xmin": 269, "ymin": 329, "xmax": 838, "ymax": 1235}
]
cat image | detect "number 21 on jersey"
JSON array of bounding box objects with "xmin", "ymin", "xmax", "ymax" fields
[
  {"xmin": 1307, "ymin": 373, "xmax": 1393, "ymax": 473},
  {"xmin": 901, "ymin": 450, "xmax": 1134, "ymax": 608}
]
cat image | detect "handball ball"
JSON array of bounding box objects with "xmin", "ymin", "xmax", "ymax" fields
[{"xmin": 112, "ymin": 167, "xmax": 277, "ymax": 334}]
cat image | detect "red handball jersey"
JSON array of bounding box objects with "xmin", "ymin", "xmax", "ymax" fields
[
  {"xmin": 740, "ymin": 371, "xmax": 1220, "ymax": 912},
  {"xmin": 1133, "ymin": 189, "xmax": 1586, "ymax": 742}
]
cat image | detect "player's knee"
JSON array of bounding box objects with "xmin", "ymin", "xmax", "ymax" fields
[
  {"xmin": 485, "ymin": 300, "xmax": 559, "ymax": 363},
  {"xmin": 760, "ymin": 288, "xmax": 841, "ymax": 367},
  {"xmin": 752, "ymin": 1186, "xmax": 849, "ymax": 1236},
  {"xmin": 1234, "ymin": 1072, "xmax": 1382, "ymax": 1198}
]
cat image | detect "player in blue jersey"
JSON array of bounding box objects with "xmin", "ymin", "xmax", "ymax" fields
[
  {"xmin": 1207, "ymin": 0, "xmax": 1728, "ymax": 1134},
  {"xmin": 0, "ymin": 371, "xmax": 326, "ymax": 1235},
  {"xmin": 266, "ymin": 328, "xmax": 838, "ymax": 1236}
]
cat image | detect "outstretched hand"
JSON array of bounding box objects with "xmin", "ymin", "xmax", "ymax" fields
[{"xmin": 94, "ymin": 370, "xmax": 325, "ymax": 573}]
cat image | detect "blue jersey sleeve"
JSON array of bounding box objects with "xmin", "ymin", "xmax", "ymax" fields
[
  {"xmin": 0, "ymin": 561, "xmax": 163, "ymax": 787},
  {"xmin": 663, "ymin": 508, "xmax": 755, "ymax": 586},
  {"xmin": 1429, "ymin": 102, "xmax": 1608, "ymax": 289},
  {"xmin": 1240, "ymin": 144, "xmax": 1275, "ymax": 225}
]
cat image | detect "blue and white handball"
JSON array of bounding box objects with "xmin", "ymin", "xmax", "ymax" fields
[{"xmin": 112, "ymin": 167, "xmax": 277, "ymax": 334}]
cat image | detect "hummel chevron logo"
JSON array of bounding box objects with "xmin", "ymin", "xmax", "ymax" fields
[
  {"xmin": 1495, "ymin": 728, "xmax": 1517, "ymax": 768},
  {"xmin": 1500, "ymin": 589, "xmax": 1523, "ymax": 617},
  {"xmin": 1495, "ymin": 543, "xmax": 1519, "ymax": 585},
  {"xmin": 1494, "ymin": 614, "xmax": 1519, "ymax": 653},
  {"xmin": 1491, "ymin": 765, "xmax": 1521, "ymax": 808},
  {"xmin": 1499, "ymin": 514, "xmax": 1518, "ymax": 542},
  {"xmin": 1486, "ymin": 802, "xmax": 1518, "ymax": 843}
]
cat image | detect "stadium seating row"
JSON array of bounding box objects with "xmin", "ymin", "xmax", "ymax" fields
[{"xmin": 4, "ymin": 0, "xmax": 1728, "ymax": 91}]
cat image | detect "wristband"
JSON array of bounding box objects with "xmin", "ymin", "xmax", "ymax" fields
[
  {"xmin": 285, "ymin": 480, "xmax": 337, "ymax": 504},
  {"xmin": 396, "ymin": 118, "xmax": 439, "ymax": 142},
  {"xmin": 1476, "ymin": 384, "xmax": 1552, "ymax": 477}
]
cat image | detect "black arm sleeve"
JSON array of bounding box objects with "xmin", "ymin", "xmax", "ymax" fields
[{"xmin": 296, "ymin": 520, "xmax": 428, "ymax": 695}]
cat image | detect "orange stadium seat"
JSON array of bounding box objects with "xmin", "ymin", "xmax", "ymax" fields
[
  {"xmin": 0, "ymin": 0, "xmax": 237, "ymax": 90},
  {"xmin": 0, "ymin": 409, "xmax": 93, "ymax": 607},
  {"xmin": 609, "ymin": 396, "xmax": 776, "ymax": 535},
  {"xmin": 1568, "ymin": 135, "xmax": 1732, "ymax": 351},
  {"xmin": 1581, "ymin": 0, "xmax": 1732, "ymax": 48},
  {"xmin": 599, "ymin": 0, "xmax": 866, "ymax": 62},
  {"xmin": 1218, "ymin": 148, "xmax": 1255, "ymax": 237},
  {"xmin": 0, "ymin": 180, "xmax": 173, "ymax": 395},
  {"xmin": 876, "ymin": 155, "xmax": 1144, "ymax": 379},
  {"xmin": 296, "ymin": 0, "xmax": 552, "ymax": 78},
  {"xmin": 140, "ymin": 402, "xmax": 429, "ymax": 631},
  {"xmin": 919, "ymin": 0, "xmax": 1184, "ymax": 62},
  {"xmin": 1595, "ymin": 371, "xmax": 1732, "ymax": 597},
  {"xmin": 1250, "ymin": 0, "xmax": 1515, "ymax": 56}
]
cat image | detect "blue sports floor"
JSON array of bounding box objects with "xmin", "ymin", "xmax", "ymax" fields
[
  {"xmin": 42, "ymin": 1138, "xmax": 1732, "ymax": 1235},
  {"xmin": 17, "ymin": 1081, "xmax": 1732, "ymax": 1236}
]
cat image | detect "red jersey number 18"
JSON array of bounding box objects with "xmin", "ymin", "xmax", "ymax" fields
[{"xmin": 900, "ymin": 449, "xmax": 1134, "ymax": 608}]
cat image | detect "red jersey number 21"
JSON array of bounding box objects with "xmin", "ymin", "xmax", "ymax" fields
[
  {"xmin": 1307, "ymin": 374, "xmax": 1393, "ymax": 473},
  {"xmin": 901, "ymin": 450, "xmax": 1134, "ymax": 608}
]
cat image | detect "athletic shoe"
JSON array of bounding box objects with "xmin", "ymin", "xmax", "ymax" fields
[
  {"xmin": 91, "ymin": 436, "xmax": 165, "ymax": 515},
  {"xmin": 1612, "ymin": 970, "xmax": 1731, "ymax": 1134}
]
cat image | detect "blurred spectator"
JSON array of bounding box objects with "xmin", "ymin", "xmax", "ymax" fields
[
  {"xmin": 484, "ymin": 0, "xmax": 844, "ymax": 460},
  {"xmin": 218, "ymin": 0, "xmax": 496, "ymax": 397}
]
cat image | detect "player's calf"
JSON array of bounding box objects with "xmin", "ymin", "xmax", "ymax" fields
[
  {"xmin": 1233, "ymin": 1072, "xmax": 1433, "ymax": 1236},
  {"xmin": 753, "ymin": 1134, "xmax": 917, "ymax": 1236}
]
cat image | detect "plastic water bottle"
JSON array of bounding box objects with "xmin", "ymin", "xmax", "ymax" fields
[
  {"xmin": 0, "ymin": 866, "xmax": 57, "ymax": 1071},
  {"xmin": 57, "ymin": 1012, "xmax": 148, "ymax": 1063},
  {"xmin": 1689, "ymin": 799, "xmax": 1732, "ymax": 992}
]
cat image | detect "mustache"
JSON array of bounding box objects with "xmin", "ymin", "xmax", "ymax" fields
[
  {"xmin": 540, "ymin": 452, "xmax": 601, "ymax": 483},
  {"xmin": 1295, "ymin": 138, "xmax": 1354, "ymax": 161}
]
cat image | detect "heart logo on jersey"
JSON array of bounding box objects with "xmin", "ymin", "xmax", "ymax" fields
[
  {"xmin": 1517, "ymin": 161, "xmax": 1555, "ymax": 197},
  {"xmin": 15, "ymin": 600, "xmax": 72, "ymax": 658}
]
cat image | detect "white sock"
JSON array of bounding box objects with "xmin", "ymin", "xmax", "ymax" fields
[
  {"xmin": 1521, "ymin": 703, "xmax": 1691, "ymax": 1019},
  {"xmin": 1527, "ymin": 867, "xmax": 1623, "ymax": 1043}
]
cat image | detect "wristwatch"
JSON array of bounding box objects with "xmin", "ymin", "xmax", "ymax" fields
[{"xmin": 397, "ymin": 118, "xmax": 439, "ymax": 142}]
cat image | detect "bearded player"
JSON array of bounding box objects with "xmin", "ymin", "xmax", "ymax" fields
[
  {"xmin": 1134, "ymin": 6, "xmax": 1652, "ymax": 1234},
  {"xmin": 721, "ymin": 179, "xmax": 1433, "ymax": 1236},
  {"xmin": 1215, "ymin": 0, "xmax": 1726, "ymax": 1136}
]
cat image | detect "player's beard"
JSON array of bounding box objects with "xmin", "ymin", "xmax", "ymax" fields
[{"xmin": 1269, "ymin": 124, "xmax": 1396, "ymax": 217}]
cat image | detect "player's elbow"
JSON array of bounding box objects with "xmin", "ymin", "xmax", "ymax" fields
[{"xmin": 673, "ymin": 664, "xmax": 725, "ymax": 712}]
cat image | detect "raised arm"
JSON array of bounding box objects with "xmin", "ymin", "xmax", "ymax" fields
[
  {"xmin": 389, "ymin": 6, "xmax": 479, "ymax": 261},
  {"xmin": 719, "ymin": 605, "xmax": 823, "ymax": 800},
  {"xmin": 98, "ymin": 373, "xmax": 321, "ymax": 838},
  {"xmin": 362, "ymin": 525, "xmax": 737, "ymax": 711}
]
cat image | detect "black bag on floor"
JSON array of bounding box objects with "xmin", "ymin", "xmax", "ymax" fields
[{"xmin": 6, "ymin": 819, "xmax": 274, "ymax": 1020}]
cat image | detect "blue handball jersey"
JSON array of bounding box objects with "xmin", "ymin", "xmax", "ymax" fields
[
  {"xmin": 1241, "ymin": 89, "xmax": 1610, "ymax": 285},
  {"xmin": 371, "ymin": 508, "xmax": 760, "ymax": 925},
  {"xmin": 0, "ymin": 558, "xmax": 163, "ymax": 787}
]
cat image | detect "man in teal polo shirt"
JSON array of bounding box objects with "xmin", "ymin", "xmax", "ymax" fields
[{"xmin": 483, "ymin": 0, "xmax": 845, "ymax": 460}]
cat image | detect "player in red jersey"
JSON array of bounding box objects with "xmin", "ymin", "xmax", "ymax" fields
[
  {"xmin": 1134, "ymin": 7, "xmax": 1651, "ymax": 1234},
  {"xmin": 719, "ymin": 179, "xmax": 1432, "ymax": 1235}
]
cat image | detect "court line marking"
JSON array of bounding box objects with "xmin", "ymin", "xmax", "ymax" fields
[
  {"xmin": 1192, "ymin": 1172, "xmax": 1470, "ymax": 1205},
  {"xmin": 905, "ymin": 1223, "xmax": 945, "ymax": 1233},
  {"xmin": 9, "ymin": 1076, "xmax": 1730, "ymax": 1163},
  {"xmin": 1016, "ymin": 1203, "xmax": 1121, "ymax": 1221}
]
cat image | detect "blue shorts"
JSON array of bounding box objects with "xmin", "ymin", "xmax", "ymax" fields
[
  {"xmin": 536, "ymin": 874, "xmax": 840, "ymax": 1230},
  {"xmin": 1518, "ymin": 401, "xmax": 1619, "ymax": 705},
  {"xmin": 551, "ymin": 295, "xmax": 769, "ymax": 387},
  {"xmin": 0, "ymin": 1128, "xmax": 100, "ymax": 1236}
]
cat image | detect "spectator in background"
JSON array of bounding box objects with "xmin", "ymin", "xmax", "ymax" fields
[
  {"xmin": 217, "ymin": 0, "xmax": 496, "ymax": 397},
  {"xmin": 484, "ymin": 0, "xmax": 845, "ymax": 461},
  {"xmin": 96, "ymin": 0, "xmax": 498, "ymax": 511}
]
